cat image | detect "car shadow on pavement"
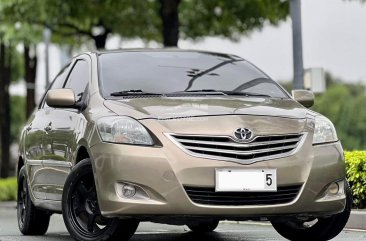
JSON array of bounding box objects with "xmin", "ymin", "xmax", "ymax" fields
[{"xmin": 131, "ymin": 231, "xmax": 240, "ymax": 241}]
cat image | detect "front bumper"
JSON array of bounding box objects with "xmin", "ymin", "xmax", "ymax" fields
[{"xmin": 89, "ymin": 132, "xmax": 346, "ymax": 219}]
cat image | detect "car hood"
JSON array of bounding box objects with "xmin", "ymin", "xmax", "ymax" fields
[{"xmin": 104, "ymin": 96, "xmax": 308, "ymax": 120}]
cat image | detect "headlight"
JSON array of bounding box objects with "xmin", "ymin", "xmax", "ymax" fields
[
  {"xmin": 313, "ymin": 115, "xmax": 338, "ymax": 144},
  {"xmin": 97, "ymin": 116, "xmax": 153, "ymax": 145}
]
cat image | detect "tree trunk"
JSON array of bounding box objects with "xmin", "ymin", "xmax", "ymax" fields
[
  {"xmin": 93, "ymin": 32, "xmax": 109, "ymax": 50},
  {"xmin": 159, "ymin": 0, "xmax": 180, "ymax": 47},
  {"xmin": 24, "ymin": 44, "xmax": 37, "ymax": 118},
  {"xmin": 0, "ymin": 39, "xmax": 4, "ymax": 178},
  {"xmin": 0, "ymin": 40, "xmax": 11, "ymax": 178}
]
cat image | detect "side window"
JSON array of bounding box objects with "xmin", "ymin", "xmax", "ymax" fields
[
  {"xmin": 40, "ymin": 63, "xmax": 71, "ymax": 109},
  {"xmin": 51, "ymin": 64, "xmax": 71, "ymax": 90},
  {"xmin": 64, "ymin": 60, "xmax": 89, "ymax": 102}
]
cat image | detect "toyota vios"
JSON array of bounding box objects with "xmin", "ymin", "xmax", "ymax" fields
[{"xmin": 17, "ymin": 49, "xmax": 351, "ymax": 241}]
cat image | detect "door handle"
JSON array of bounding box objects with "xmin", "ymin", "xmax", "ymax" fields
[{"xmin": 44, "ymin": 123, "xmax": 52, "ymax": 132}]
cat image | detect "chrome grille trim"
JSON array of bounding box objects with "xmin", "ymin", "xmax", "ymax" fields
[
  {"xmin": 166, "ymin": 133, "xmax": 306, "ymax": 164},
  {"xmin": 174, "ymin": 136, "xmax": 302, "ymax": 148},
  {"xmin": 185, "ymin": 144, "xmax": 298, "ymax": 155}
]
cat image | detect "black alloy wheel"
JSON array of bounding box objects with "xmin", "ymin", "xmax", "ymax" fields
[
  {"xmin": 62, "ymin": 158, "xmax": 139, "ymax": 241},
  {"xmin": 17, "ymin": 166, "xmax": 50, "ymax": 235}
]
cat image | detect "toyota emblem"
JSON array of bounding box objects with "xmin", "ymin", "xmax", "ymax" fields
[{"xmin": 234, "ymin": 128, "xmax": 253, "ymax": 141}]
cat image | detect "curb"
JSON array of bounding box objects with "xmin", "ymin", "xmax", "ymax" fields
[
  {"xmin": 346, "ymin": 210, "xmax": 366, "ymax": 230},
  {"xmin": 0, "ymin": 201, "xmax": 365, "ymax": 230},
  {"xmin": 0, "ymin": 201, "xmax": 16, "ymax": 209}
]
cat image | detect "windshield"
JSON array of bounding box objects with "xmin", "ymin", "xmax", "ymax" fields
[{"xmin": 98, "ymin": 51, "xmax": 289, "ymax": 98}]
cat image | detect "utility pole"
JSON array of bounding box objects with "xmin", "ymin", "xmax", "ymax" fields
[
  {"xmin": 290, "ymin": 0, "xmax": 304, "ymax": 89},
  {"xmin": 43, "ymin": 27, "xmax": 51, "ymax": 88}
]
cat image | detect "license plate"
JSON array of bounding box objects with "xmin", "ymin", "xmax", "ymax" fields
[{"xmin": 215, "ymin": 169, "xmax": 277, "ymax": 192}]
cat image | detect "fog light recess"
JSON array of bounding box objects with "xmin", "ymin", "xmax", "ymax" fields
[
  {"xmin": 115, "ymin": 182, "xmax": 150, "ymax": 200},
  {"xmin": 318, "ymin": 180, "xmax": 345, "ymax": 202}
]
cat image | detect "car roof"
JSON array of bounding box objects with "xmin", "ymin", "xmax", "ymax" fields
[{"xmin": 88, "ymin": 48, "xmax": 243, "ymax": 60}]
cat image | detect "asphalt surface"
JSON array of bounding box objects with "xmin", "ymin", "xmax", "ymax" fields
[{"xmin": 0, "ymin": 206, "xmax": 365, "ymax": 241}]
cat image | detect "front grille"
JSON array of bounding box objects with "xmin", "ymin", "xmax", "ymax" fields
[
  {"xmin": 169, "ymin": 133, "xmax": 304, "ymax": 163},
  {"xmin": 184, "ymin": 185, "xmax": 302, "ymax": 206}
]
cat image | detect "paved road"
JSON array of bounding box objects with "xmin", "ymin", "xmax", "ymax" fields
[{"xmin": 0, "ymin": 206, "xmax": 365, "ymax": 241}]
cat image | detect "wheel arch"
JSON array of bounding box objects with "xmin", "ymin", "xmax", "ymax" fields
[
  {"xmin": 73, "ymin": 144, "xmax": 102, "ymax": 195},
  {"xmin": 17, "ymin": 156, "xmax": 24, "ymax": 177},
  {"xmin": 75, "ymin": 146, "xmax": 90, "ymax": 165}
]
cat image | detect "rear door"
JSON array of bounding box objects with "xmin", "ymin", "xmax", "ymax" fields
[{"xmin": 24, "ymin": 110, "xmax": 50, "ymax": 199}]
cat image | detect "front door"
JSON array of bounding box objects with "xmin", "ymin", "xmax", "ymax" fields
[
  {"xmin": 42, "ymin": 58, "xmax": 90, "ymax": 201},
  {"xmin": 43, "ymin": 108, "xmax": 82, "ymax": 200}
]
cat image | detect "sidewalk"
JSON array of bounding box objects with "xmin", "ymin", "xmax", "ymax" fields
[{"xmin": 0, "ymin": 201, "xmax": 365, "ymax": 230}]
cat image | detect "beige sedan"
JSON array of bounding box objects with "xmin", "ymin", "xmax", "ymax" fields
[{"xmin": 17, "ymin": 49, "xmax": 351, "ymax": 241}]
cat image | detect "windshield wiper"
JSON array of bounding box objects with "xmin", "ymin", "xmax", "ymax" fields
[
  {"xmin": 110, "ymin": 89, "xmax": 272, "ymax": 98},
  {"xmin": 222, "ymin": 91, "xmax": 272, "ymax": 98},
  {"xmin": 171, "ymin": 89, "xmax": 227, "ymax": 95},
  {"xmin": 110, "ymin": 89, "xmax": 162, "ymax": 97},
  {"xmin": 170, "ymin": 89, "xmax": 271, "ymax": 97}
]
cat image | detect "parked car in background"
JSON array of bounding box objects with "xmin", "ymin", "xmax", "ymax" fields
[{"xmin": 17, "ymin": 49, "xmax": 351, "ymax": 241}]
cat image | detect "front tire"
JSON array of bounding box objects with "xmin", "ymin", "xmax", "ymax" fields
[
  {"xmin": 62, "ymin": 158, "xmax": 139, "ymax": 241},
  {"xmin": 17, "ymin": 166, "xmax": 50, "ymax": 235},
  {"xmin": 271, "ymin": 182, "xmax": 352, "ymax": 241},
  {"xmin": 187, "ymin": 220, "xmax": 219, "ymax": 232}
]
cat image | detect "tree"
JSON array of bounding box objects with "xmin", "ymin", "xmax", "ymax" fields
[
  {"xmin": 24, "ymin": 43, "xmax": 37, "ymax": 117},
  {"xmin": 1, "ymin": 0, "xmax": 289, "ymax": 49},
  {"xmin": 1, "ymin": 22, "xmax": 42, "ymax": 118},
  {"xmin": 1, "ymin": 0, "xmax": 160, "ymax": 49},
  {"xmin": 0, "ymin": 38, "xmax": 14, "ymax": 178},
  {"xmin": 0, "ymin": 21, "xmax": 28, "ymax": 177},
  {"xmin": 178, "ymin": 0, "xmax": 289, "ymax": 46},
  {"xmin": 10, "ymin": 96, "xmax": 26, "ymax": 143},
  {"xmin": 160, "ymin": 0, "xmax": 180, "ymax": 47}
]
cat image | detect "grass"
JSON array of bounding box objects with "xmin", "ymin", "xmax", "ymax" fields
[{"xmin": 0, "ymin": 176, "xmax": 17, "ymax": 201}]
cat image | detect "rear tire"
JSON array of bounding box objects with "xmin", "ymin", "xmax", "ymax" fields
[
  {"xmin": 187, "ymin": 220, "xmax": 219, "ymax": 232},
  {"xmin": 17, "ymin": 166, "xmax": 50, "ymax": 235},
  {"xmin": 271, "ymin": 182, "xmax": 352, "ymax": 241},
  {"xmin": 62, "ymin": 158, "xmax": 139, "ymax": 241}
]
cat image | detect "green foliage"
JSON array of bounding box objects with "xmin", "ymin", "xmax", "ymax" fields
[
  {"xmin": 345, "ymin": 151, "xmax": 366, "ymax": 208},
  {"xmin": 0, "ymin": 1, "xmax": 43, "ymax": 45},
  {"xmin": 180, "ymin": 0, "xmax": 289, "ymax": 41},
  {"xmin": 10, "ymin": 95, "xmax": 26, "ymax": 142},
  {"xmin": 8, "ymin": 44, "xmax": 23, "ymax": 82},
  {"xmin": 0, "ymin": 0, "xmax": 160, "ymax": 46},
  {"xmin": 0, "ymin": 0, "xmax": 289, "ymax": 47},
  {"xmin": 0, "ymin": 176, "xmax": 17, "ymax": 201}
]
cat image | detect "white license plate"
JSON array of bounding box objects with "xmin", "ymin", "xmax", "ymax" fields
[{"xmin": 215, "ymin": 169, "xmax": 277, "ymax": 192}]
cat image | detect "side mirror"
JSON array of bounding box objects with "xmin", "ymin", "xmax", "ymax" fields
[
  {"xmin": 46, "ymin": 88, "xmax": 76, "ymax": 108},
  {"xmin": 292, "ymin": 90, "xmax": 314, "ymax": 108}
]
